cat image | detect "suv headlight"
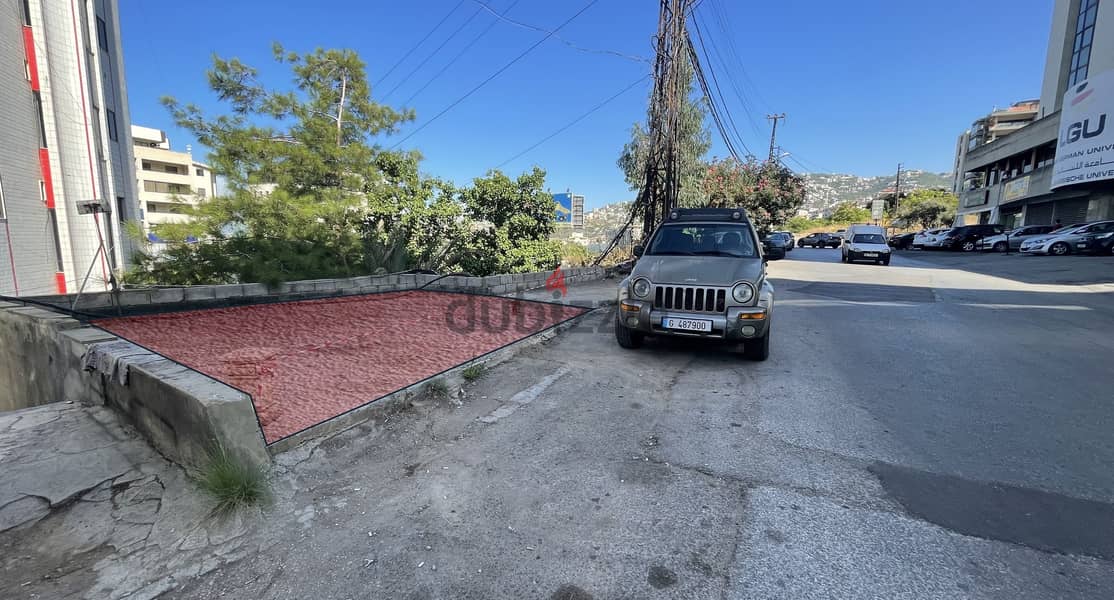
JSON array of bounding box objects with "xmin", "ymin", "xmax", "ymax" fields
[
  {"xmin": 632, "ymin": 277, "xmax": 651, "ymax": 298},
  {"xmin": 731, "ymin": 282, "xmax": 755, "ymax": 304}
]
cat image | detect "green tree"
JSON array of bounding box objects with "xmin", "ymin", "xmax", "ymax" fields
[
  {"xmin": 894, "ymin": 189, "xmax": 958, "ymax": 229},
  {"xmin": 457, "ymin": 168, "xmax": 562, "ymax": 276},
  {"xmin": 617, "ymin": 43, "xmax": 712, "ymax": 209},
  {"xmin": 129, "ymin": 45, "xmax": 419, "ymax": 285},
  {"xmin": 702, "ymin": 158, "xmax": 807, "ymax": 233},
  {"xmin": 829, "ymin": 201, "xmax": 872, "ymax": 224}
]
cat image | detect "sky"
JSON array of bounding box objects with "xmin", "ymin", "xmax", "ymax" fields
[{"xmin": 119, "ymin": 0, "xmax": 1053, "ymax": 210}]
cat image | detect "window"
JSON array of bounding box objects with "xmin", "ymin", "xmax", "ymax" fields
[
  {"xmin": 143, "ymin": 180, "xmax": 190, "ymax": 194},
  {"xmin": 196, "ymin": 168, "xmax": 204, "ymax": 176},
  {"xmin": 20, "ymin": 0, "xmax": 31, "ymax": 25},
  {"xmin": 106, "ymin": 109, "xmax": 118, "ymax": 142},
  {"xmin": 647, "ymin": 224, "xmax": 758, "ymax": 258},
  {"xmin": 95, "ymin": 16, "xmax": 109, "ymax": 51},
  {"xmin": 0, "ymin": 176, "xmax": 6, "ymax": 220},
  {"xmin": 39, "ymin": 181, "xmax": 47, "ymax": 203},
  {"xmin": 142, "ymin": 162, "xmax": 152, "ymax": 170},
  {"xmin": 164, "ymin": 165, "xmax": 179, "ymax": 174},
  {"xmin": 1069, "ymin": 0, "xmax": 1099, "ymax": 87},
  {"xmin": 32, "ymin": 92, "xmax": 48, "ymax": 148},
  {"xmin": 196, "ymin": 187, "xmax": 207, "ymax": 198}
]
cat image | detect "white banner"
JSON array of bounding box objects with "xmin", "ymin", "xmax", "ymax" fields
[{"xmin": 1052, "ymin": 69, "xmax": 1114, "ymax": 188}]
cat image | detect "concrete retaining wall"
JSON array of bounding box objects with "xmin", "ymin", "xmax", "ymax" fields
[{"xmin": 25, "ymin": 266, "xmax": 605, "ymax": 316}]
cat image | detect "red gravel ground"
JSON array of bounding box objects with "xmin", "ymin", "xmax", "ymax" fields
[{"xmin": 94, "ymin": 291, "xmax": 585, "ymax": 443}]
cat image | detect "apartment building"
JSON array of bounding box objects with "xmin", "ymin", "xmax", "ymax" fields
[
  {"xmin": 132, "ymin": 125, "xmax": 215, "ymax": 236},
  {"xmin": 0, "ymin": 0, "xmax": 139, "ymax": 297},
  {"xmin": 953, "ymin": 0, "xmax": 1113, "ymax": 228}
]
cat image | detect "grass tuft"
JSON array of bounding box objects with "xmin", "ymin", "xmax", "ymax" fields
[
  {"xmin": 197, "ymin": 445, "xmax": 271, "ymax": 514},
  {"xmin": 461, "ymin": 363, "xmax": 487, "ymax": 383},
  {"xmin": 426, "ymin": 379, "xmax": 449, "ymax": 399}
]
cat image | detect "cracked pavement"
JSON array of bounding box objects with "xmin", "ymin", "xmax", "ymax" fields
[{"xmin": 3, "ymin": 249, "xmax": 1114, "ymax": 598}]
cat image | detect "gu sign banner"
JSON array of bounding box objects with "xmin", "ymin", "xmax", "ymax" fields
[{"xmin": 1052, "ymin": 69, "xmax": 1114, "ymax": 188}]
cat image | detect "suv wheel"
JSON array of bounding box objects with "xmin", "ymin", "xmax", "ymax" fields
[
  {"xmin": 1050, "ymin": 241, "xmax": 1071, "ymax": 256},
  {"xmin": 743, "ymin": 326, "xmax": 770, "ymax": 361},
  {"xmin": 614, "ymin": 315, "xmax": 644, "ymax": 349},
  {"xmin": 961, "ymin": 240, "xmax": 977, "ymax": 252},
  {"xmin": 993, "ymin": 241, "xmax": 1007, "ymax": 252}
]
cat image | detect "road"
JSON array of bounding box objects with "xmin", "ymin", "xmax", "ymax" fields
[{"xmin": 157, "ymin": 249, "xmax": 1114, "ymax": 598}]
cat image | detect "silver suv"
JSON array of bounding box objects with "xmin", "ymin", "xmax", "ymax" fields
[{"xmin": 615, "ymin": 208, "xmax": 776, "ymax": 361}]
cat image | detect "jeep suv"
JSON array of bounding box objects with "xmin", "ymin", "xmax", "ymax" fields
[{"xmin": 615, "ymin": 208, "xmax": 776, "ymax": 361}]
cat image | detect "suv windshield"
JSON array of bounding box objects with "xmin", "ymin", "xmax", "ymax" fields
[
  {"xmin": 852, "ymin": 234, "xmax": 885, "ymax": 244},
  {"xmin": 646, "ymin": 224, "xmax": 758, "ymax": 258}
]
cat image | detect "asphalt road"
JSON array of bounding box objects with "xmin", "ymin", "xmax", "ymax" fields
[{"xmin": 168, "ymin": 248, "xmax": 1114, "ymax": 599}]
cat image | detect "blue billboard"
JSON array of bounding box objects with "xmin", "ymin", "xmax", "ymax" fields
[{"xmin": 553, "ymin": 193, "xmax": 572, "ymax": 223}]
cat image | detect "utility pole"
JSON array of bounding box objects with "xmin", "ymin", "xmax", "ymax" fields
[
  {"xmin": 894, "ymin": 163, "xmax": 903, "ymax": 218},
  {"xmin": 766, "ymin": 113, "xmax": 786, "ymax": 162}
]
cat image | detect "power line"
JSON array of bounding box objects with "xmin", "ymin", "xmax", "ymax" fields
[
  {"xmin": 690, "ymin": 8, "xmax": 763, "ymax": 139},
  {"xmin": 374, "ymin": 0, "xmax": 467, "ymax": 88},
  {"xmin": 468, "ymin": 0, "xmax": 650, "ymax": 64},
  {"xmin": 705, "ymin": 0, "xmax": 774, "ymax": 113},
  {"xmin": 687, "ymin": 15, "xmax": 753, "ymax": 159},
  {"xmin": 402, "ymin": 0, "xmax": 524, "ymax": 106},
  {"xmin": 389, "ymin": 0, "xmax": 601, "ymax": 150},
  {"xmin": 496, "ymin": 74, "xmax": 650, "ymax": 169},
  {"xmin": 381, "ymin": 3, "xmax": 488, "ymax": 100}
]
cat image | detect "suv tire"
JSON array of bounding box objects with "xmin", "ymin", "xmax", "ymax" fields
[
  {"xmin": 614, "ymin": 316, "xmax": 644, "ymax": 349},
  {"xmin": 743, "ymin": 326, "xmax": 770, "ymax": 361}
]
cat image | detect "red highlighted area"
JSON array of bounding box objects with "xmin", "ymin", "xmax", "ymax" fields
[{"xmin": 94, "ymin": 291, "xmax": 585, "ymax": 443}]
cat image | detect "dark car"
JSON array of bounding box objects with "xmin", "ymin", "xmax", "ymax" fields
[
  {"xmin": 939, "ymin": 224, "xmax": 1005, "ymax": 252},
  {"xmin": 888, "ymin": 232, "xmax": 916, "ymax": 249},
  {"xmin": 797, "ymin": 232, "xmax": 841, "ymax": 248},
  {"xmin": 768, "ymin": 232, "xmax": 794, "ymax": 252},
  {"xmin": 1070, "ymin": 221, "xmax": 1114, "ymax": 255}
]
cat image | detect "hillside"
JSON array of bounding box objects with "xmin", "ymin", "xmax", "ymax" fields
[{"xmin": 801, "ymin": 170, "xmax": 951, "ymax": 217}]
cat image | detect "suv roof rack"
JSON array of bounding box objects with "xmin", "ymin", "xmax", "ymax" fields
[{"xmin": 667, "ymin": 208, "xmax": 750, "ymax": 222}]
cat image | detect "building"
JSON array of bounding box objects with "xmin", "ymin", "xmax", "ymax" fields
[
  {"xmin": 0, "ymin": 0, "xmax": 139, "ymax": 296},
  {"xmin": 954, "ymin": 0, "xmax": 1113, "ymax": 228},
  {"xmin": 552, "ymin": 191, "xmax": 586, "ymax": 229},
  {"xmin": 132, "ymin": 125, "xmax": 215, "ymax": 236},
  {"xmin": 952, "ymin": 101, "xmax": 1041, "ymax": 199}
]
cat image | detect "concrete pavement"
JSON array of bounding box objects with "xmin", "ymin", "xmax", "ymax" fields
[{"xmin": 5, "ymin": 249, "xmax": 1113, "ymax": 598}]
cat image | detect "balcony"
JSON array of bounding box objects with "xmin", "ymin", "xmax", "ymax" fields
[
  {"xmin": 146, "ymin": 212, "xmax": 192, "ymax": 226},
  {"xmin": 958, "ymin": 165, "xmax": 1054, "ymax": 214},
  {"xmin": 964, "ymin": 111, "xmax": 1059, "ymax": 171}
]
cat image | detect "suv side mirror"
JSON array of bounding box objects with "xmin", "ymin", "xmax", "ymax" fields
[{"xmin": 632, "ymin": 244, "xmax": 644, "ymax": 257}]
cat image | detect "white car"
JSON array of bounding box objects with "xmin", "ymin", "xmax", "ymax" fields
[
  {"xmin": 977, "ymin": 225, "xmax": 1057, "ymax": 252},
  {"xmin": 1019, "ymin": 223, "xmax": 1089, "ymax": 254},
  {"xmin": 841, "ymin": 225, "xmax": 891, "ymax": 265},
  {"xmin": 912, "ymin": 227, "xmax": 950, "ymax": 249}
]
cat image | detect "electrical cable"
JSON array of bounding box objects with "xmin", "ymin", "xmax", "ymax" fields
[{"xmin": 374, "ymin": 0, "xmax": 467, "ymax": 88}]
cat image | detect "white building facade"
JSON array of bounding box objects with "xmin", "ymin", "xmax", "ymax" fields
[
  {"xmin": 132, "ymin": 125, "xmax": 215, "ymax": 235},
  {"xmin": 0, "ymin": 0, "xmax": 139, "ymax": 297}
]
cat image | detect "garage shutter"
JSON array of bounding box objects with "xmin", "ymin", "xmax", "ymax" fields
[
  {"xmin": 1025, "ymin": 202, "xmax": 1054, "ymax": 225},
  {"xmin": 1054, "ymin": 199, "xmax": 1089, "ymax": 225}
]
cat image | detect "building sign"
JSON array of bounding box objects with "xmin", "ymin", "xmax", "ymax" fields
[
  {"xmin": 1052, "ymin": 69, "xmax": 1114, "ymax": 188},
  {"xmin": 552, "ymin": 193, "xmax": 572, "ymax": 223},
  {"xmin": 871, "ymin": 198, "xmax": 884, "ymax": 221},
  {"xmin": 1003, "ymin": 176, "xmax": 1030, "ymax": 201}
]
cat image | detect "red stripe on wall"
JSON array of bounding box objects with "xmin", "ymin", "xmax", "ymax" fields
[
  {"xmin": 38, "ymin": 148, "xmax": 54, "ymax": 209},
  {"xmin": 55, "ymin": 272, "xmax": 67, "ymax": 294},
  {"xmin": 22, "ymin": 25, "xmax": 39, "ymax": 91}
]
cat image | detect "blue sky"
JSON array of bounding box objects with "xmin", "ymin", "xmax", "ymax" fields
[{"xmin": 120, "ymin": 0, "xmax": 1052, "ymax": 210}]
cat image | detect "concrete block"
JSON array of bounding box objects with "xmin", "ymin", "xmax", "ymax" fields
[
  {"xmin": 184, "ymin": 286, "xmax": 216, "ymax": 302},
  {"xmin": 398, "ymin": 274, "xmax": 418, "ymax": 288},
  {"xmin": 290, "ymin": 281, "xmax": 316, "ymax": 293},
  {"xmin": 334, "ymin": 278, "xmax": 357, "ymax": 291},
  {"xmin": 213, "ymin": 285, "xmax": 244, "ymax": 299},
  {"xmin": 117, "ymin": 290, "xmax": 152, "ymax": 306},
  {"xmin": 150, "ymin": 288, "xmax": 185, "ymax": 304},
  {"xmin": 241, "ymin": 283, "xmax": 268, "ymax": 297},
  {"xmin": 60, "ymin": 327, "xmax": 118, "ymax": 345},
  {"xmin": 314, "ymin": 280, "xmax": 338, "ymax": 292}
]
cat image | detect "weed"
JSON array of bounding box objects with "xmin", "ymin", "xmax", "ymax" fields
[
  {"xmin": 197, "ymin": 445, "xmax": 271, "ymax": 514},
  {"xmin": 461, "ymin": 363, "xmax": 487, "ymax": 383},
  {"xmin": 426, "ymin": 379, "xmax": 449, "ymax": 399}
]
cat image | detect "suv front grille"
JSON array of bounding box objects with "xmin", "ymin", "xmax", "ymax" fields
[{"xmin": 653, "ymin": 285, "xmax": 726, "ymax": 313}]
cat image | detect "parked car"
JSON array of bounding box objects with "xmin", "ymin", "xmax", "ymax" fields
[
  {"xmin": 977, "ymin": 225, "xmax": 1057, "ymax": 252},
  {"xmin": 1021, "ymin": 221, "xmax": 1114, "ymax": 255},
  {"xmin": 615, "ymin": 208, "xmax": 776, "ymax": 361},
  {"xmin": 888, "ymin": 232, "xmax": 916, "ymax": 249},
  {"xmin": 841, "ymin": 224, "xmax": 891, "ymax": 265},
  {"xmin": 797, "ymin": 232, "xmax": 841, "ymax": 248},
  {"xmin": 768, "ymin": 231, "xmax": 794, "ymax": 252},
  {"xmin": 773, "ymin": 231, "xmax": 795, "ymax": 249},
  {"xmin": 1075, "ymin": 224, "xmax": 1114, "ymax": 255},
  {"xmin": 912, "ymin": 227, "xmax": 950, "ymax": 249},
  {"xmin": 938, "ymin": 224, "xmax": 1005, "ymax": 252}
]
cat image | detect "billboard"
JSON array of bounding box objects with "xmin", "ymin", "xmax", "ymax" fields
[
  {"xmin": 871, "ymin": 198, "xmax": 884, "ymax": 221},
  {"xmin": 553, "ymin": 193, "xmax": 572, "ymax": 224},
  {"xmin": 1003, "ymin": 176, "xmax": 1030, "ymax": 201},
  {"xmin": 1052, "ymin": 69, "xmax": 1114, "ymax": 188}
]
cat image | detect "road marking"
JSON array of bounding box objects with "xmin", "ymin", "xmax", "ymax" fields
[
  {"xmin": 478, "ymin": 366, "xmax": 569, "ymax": 424},
  {"xmin": 958, "ymin": 303, "xmax": 1093, "ymax": 311}
]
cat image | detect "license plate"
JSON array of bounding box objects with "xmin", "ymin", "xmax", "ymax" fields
[
  {"xmin": 1078, "ymin": 243, "xmax": 1088, "ymax": 248},
  {"xmin": 662, "ymin": 317, "xmax": 712, "ymax": 332},
  {"xmin": 863, "ymin": 252, "xmax": 878, "ymax": 257}
]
